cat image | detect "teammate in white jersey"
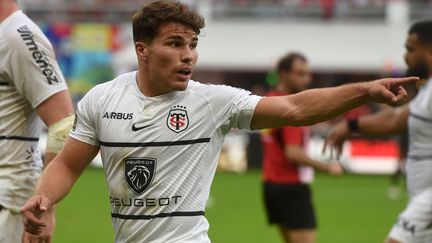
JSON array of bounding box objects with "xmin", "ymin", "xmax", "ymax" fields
[
  {"xmin": 324, "ymin": 20, "xmax": 432, "ymax": 243},
  {"xmin": 21, "ymin": 1, "xmax": 417, "ymax": 242},
  {"xmin": 0, "ymin": 0, "xmax": 75, "ymax": 242}
]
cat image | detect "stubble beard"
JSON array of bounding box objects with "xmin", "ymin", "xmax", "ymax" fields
[{"xmin": 406, "ymin": 61, "xmax": 430, "ymax": 80}]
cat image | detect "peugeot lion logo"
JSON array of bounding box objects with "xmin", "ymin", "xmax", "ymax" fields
[
  {"xmin": 124, "ymin": 157, "xmax": 156, "ymax": 194},
  {"xmin": 128, "ymin": 166, "xmax": 150, "ymax": 191}
]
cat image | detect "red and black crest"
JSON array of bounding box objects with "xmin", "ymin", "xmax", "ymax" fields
[
  {"xmin": 124, "ymin": 157, "xmax": 156, "ymax": 195},
  {"xmin": 167, "ymin": 105, "xmax": 189, "ymax": 133}
]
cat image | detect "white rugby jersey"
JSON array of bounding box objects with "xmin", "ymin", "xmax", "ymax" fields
[
  {"xmin": 406, "ymin": 78, "xmax": 432, "ymax": 197},
  {"xmin": 0, "ymin": 10, "xmax": 67, "ymax": 212},
  {"xmin": 70, "ymin": 71, "xmax": 262, "ymax": 242}
]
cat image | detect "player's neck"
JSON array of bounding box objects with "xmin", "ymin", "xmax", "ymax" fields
[
  {"xmin": 135, "ymin": 71, "xmax": 167, "ymax": 97},
  {"xmin": 0, "ymin": 2, "xmax": 19, "ymax": 23}
]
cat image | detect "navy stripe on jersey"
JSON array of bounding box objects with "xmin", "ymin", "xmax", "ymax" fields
[
  {"xmin": 410, "ymin": 112, "xmax": 432, "ymax": 123},
  {"xmin": 408, "ymin": 155, "xmax": 432, "ymax": 160},
  {"xmin": 111, "ymin": 211, "xmax": 205, "ymax": 220},
  {"xmin": 0, "ymin": 135, "xmax": 39, "ymax": 141},
  {"xmin": 99, "ymin": 138, "xmax": 211, "ymax": 147}
]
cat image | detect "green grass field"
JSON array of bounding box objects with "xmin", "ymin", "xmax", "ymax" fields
[{"xmin": 54, "ymin": 168, "xmax": 407, "ymax": 243}]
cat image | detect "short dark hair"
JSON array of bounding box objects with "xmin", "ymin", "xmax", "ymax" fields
[
  {"xmin": 409, "ymin": 20, "xmax": 432, "ymax": 45},
  {"xmin": 132, "ymin": 0, "xmax": 205, "ymax": 43},
  {"xmin": 276, "ymin": 52, "xmax": 307, "ymax": 73}
]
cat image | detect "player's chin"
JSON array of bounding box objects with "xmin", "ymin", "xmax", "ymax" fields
[{"xmin": 173, "ymin": 80, "xmax": 189, "ymax": 91}]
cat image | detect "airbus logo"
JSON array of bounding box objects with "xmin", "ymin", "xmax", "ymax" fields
[{"xmin": 102, "ymin": 112, "xmax": 133, "ymax": 120}]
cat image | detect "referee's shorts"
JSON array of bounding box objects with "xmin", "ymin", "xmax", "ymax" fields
[{"xmin": 263, "ymin": 182, "xmax": 316, "ymax": 229}]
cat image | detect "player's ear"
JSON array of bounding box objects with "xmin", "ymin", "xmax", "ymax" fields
[{"xmin": 135, "ymin": 42, "xmax": 149, "ymax": 60}]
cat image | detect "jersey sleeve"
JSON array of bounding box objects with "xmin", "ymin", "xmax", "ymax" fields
[
  {"xmin": 70, "ymin": 88, "xmax": 100, "ymax": 146},
  {"xmin": 206, "ymin": 84, "xmax": 262, "ymax": 131},
  {"xmin": 6, "ymin": 24, "xmax": 67, "ymax": 108},
  {"xmin": 281, "ymin": 126, "xmax": 303, "ymax": 146}
]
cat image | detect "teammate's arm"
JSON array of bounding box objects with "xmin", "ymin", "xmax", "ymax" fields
[
  {"xmin": 35, "ymin": 90, "xmax": 74, "ymax": 165},
  {"xmin": 251, "ymin": 77, "xmax": 416, "ymax": 130},
  {"xmin": 21, "ymin": 90, "xmax": 74, "ymax": 242},
  {"xmin": 21, "ymin": 138, "xmax": 99, "ymax": 235},
  {"xmin": 350, "ymin": 105, "xmax": 409, "ymax": 135},
  {"xmin": 323, "ymin": 105, "xmax": 409, "ymax": 157}
]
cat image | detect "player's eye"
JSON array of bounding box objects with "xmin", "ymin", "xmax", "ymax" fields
[{"xmin": 169, "ymin": 41, "xmax": 181, "ymax": 48}]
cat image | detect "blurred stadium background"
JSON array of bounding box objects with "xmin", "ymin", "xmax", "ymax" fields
[{"xmin": 21, "ymin": 0, "xmax": 432, "ymax": 242}]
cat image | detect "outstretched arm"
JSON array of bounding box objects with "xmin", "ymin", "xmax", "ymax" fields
[
  {"xmin": 21, "ymin": 138, "xmax": 99, "ymax": 235},
  {"xmin": 251, "ymin": 77, "xmax": 416, "ymax": 130}
]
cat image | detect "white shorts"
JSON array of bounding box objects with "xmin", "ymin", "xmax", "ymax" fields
[
  {"xmin": 388, "ymin": 188, "xmax": 432, "ymax": 243},
  {"xmin": 0, "ymin": 206, "xmax": 24, "ymax": 243}
]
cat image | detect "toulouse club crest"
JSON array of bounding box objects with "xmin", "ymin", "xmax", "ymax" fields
[
  {"xmin": 124, "ymin": 157, "xmax": 156, "ymax": 195},
  {"xmin": 167, "ymin": 105, "xmax": 189, "ymax": 133}
]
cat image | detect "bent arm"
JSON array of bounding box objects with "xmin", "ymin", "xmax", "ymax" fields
[
  {"xmin": 323, "ymin": 104, "xmax": 409, "ymax": 158},
  {"xmin": 284, "ymin": 145, "xmax": 343, "ymax": 175},
  {"xmin": 35, "ymin": 137, "xmax": 99, "ymax": 205},
  {"xmin": 285, "ymin": 145, "xmax": 327, "ymax": 171},
  {"xmin": 355, "ymin": 105, "xmax": 409, "ymax": 136}
]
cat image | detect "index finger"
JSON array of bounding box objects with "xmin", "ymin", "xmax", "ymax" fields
[
  {"xmin": 21, "ymin": 197, "xmax": 40, "ymax": 213},
  {"xmin": 21, "ymin": 196, "xmax": 50, "ymax": 214},
  {"xmin": 390, "ymin": 76, "xmax": 419, "ymax": 86}
]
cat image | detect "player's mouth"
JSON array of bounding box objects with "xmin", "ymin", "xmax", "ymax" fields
[{"xmin": 176, "ymin": 68, "xmax": 192, "ymax": 81}]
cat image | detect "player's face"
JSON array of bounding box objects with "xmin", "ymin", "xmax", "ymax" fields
[
  {"xmin": 404, "ymin": 33, "xmax": 431, "ymax": 80},
  {"xmin": 281, "ymin": 59, "xmax": 312, "ymax": 93},
  {"xmin": 138, "ymin": 22, "xmax": 198, "ymax": 96}
]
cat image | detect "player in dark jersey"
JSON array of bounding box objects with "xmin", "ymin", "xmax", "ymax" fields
[{"xmin": 262, "ymin": 53, "xmax": 342, "ymax": 243}]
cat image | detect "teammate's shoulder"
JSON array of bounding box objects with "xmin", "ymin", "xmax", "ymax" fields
[{"xmin": 0, "ymin": 11, "xmax": 37, "ymax": 44}]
